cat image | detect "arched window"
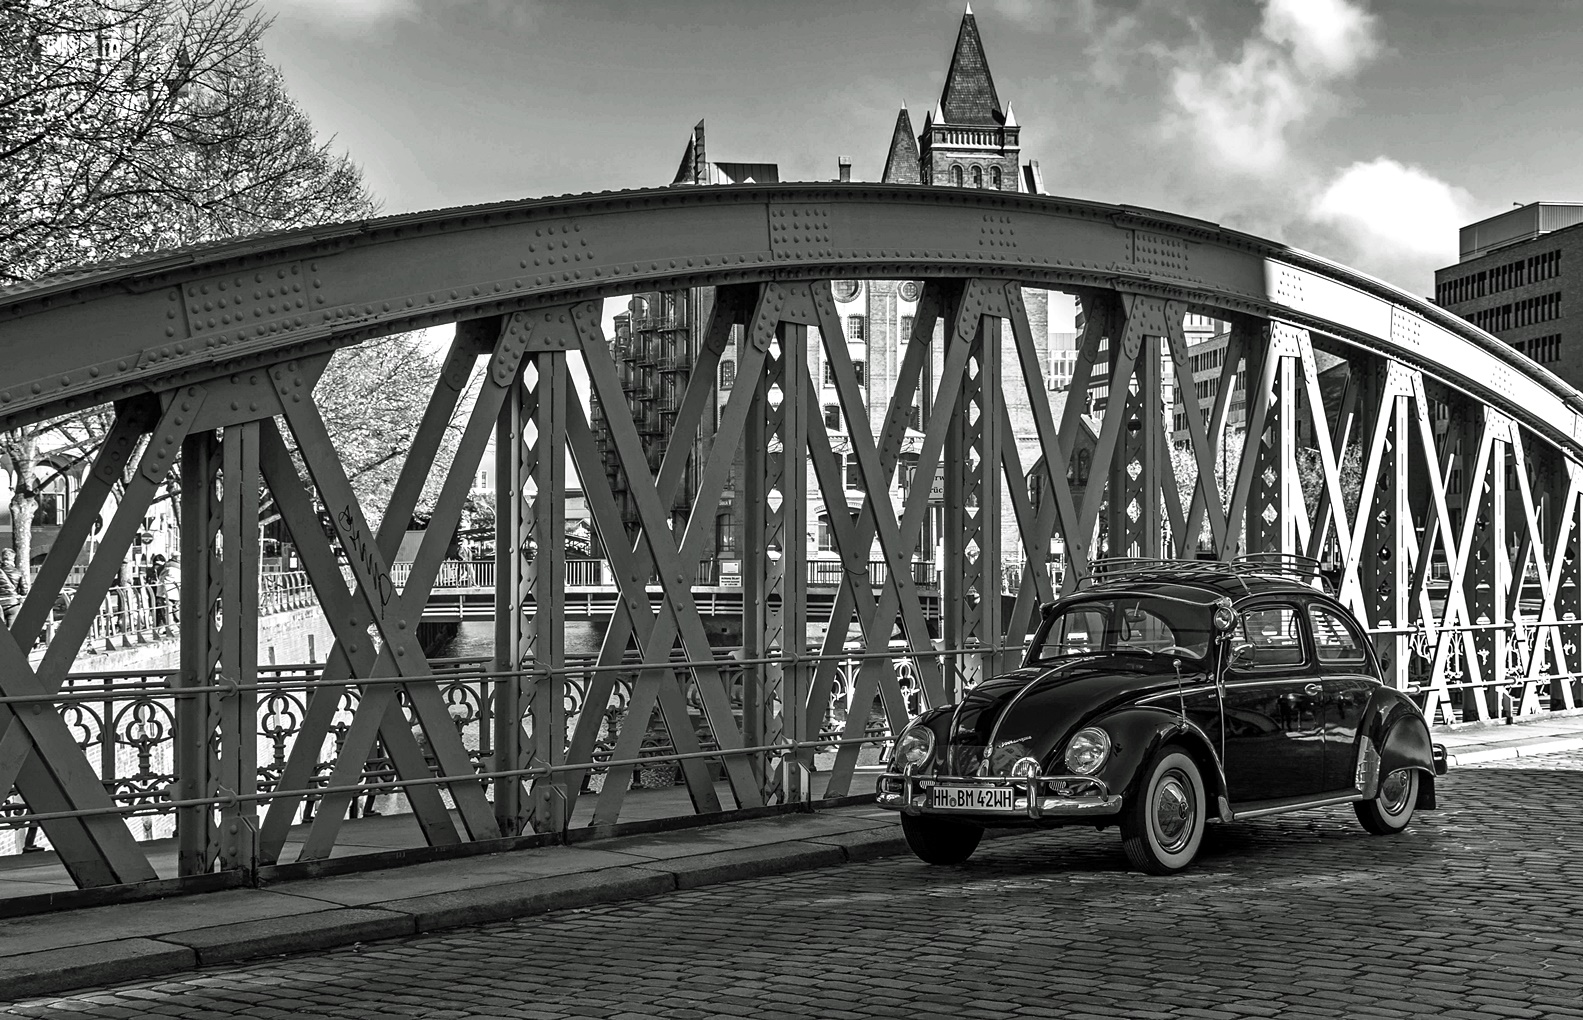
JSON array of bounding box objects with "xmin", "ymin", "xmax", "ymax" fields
[
  {"xmin": 990, "ymin": 166, "xmax": 1002, "ymax": 190},
  {"xmin": 950, "ymin": 165, "xmax": 964, "ymax": 187},
  {"xmin": 971, "ymin": 165, "xmax": 983, "ymax": 188}
]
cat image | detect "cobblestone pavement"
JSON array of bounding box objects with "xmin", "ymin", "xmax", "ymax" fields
[{"xmin": 9, "ymin": 753, "xmax": 1583, "ymax": 1019}]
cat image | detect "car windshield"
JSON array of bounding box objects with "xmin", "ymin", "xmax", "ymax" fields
[{"xmin": 1028, "ymin": 595, "xmax": 1213, "ymax": 664}]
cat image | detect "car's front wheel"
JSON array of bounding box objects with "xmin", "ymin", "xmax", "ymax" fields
[
  {"xmin": 1354, "ymin": 768, "xmax": 1419, "ymax": 835},
  {"xmin": 1120, "ymin": 746, "xmax": 1206, "ymax": 874},
  {"xmin": 901, "ymin": 814, "xmax": 983, "ymax": 865}
]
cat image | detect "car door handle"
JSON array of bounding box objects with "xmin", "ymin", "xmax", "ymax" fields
[{"xmin": 1304, "ymin": 683, "xmax": 1323, "ymax": 696}]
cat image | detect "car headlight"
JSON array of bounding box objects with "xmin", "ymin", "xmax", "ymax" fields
[
  {"xmin": 1010, "ymin": 756, "xmax": 1041, "ymax": 779},
  {"xmin": 1063, "ymin": 727, "xmax": 1111, "ymax": 775},
  {"xmin": 894, "ymin": 725, "xmax": 935, "ymax": 769}
]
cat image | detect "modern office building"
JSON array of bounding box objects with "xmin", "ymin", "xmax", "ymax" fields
[{"xmin": 1434, "ymin": 202, "xmax": 1581, "ymax": 388}]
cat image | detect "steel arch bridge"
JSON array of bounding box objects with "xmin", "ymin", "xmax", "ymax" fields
[{"xmin": 3, "ymin": 183, "xmax": 1582, "ymax": 892}]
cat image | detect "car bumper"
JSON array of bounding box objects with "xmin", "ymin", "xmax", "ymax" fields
[{"xmin": 875, "ymin": 773, "xmax": 1124, "ymax": 820}]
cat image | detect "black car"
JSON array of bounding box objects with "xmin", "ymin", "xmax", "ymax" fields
[{"xmin": 876, "ymin": 558, "xmax": 1449, "ymax": 874}]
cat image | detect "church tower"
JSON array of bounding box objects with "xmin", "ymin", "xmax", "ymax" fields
[{"xmin": 917, "ymin": 4, "xmax": 1021, "ymax": 191}]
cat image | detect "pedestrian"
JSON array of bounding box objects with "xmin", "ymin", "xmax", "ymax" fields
[
  {"xmin": 156, "ymin": 554, "xmax": 181, "ymax": 631},
  {"xmin": 0, "ymin": 548, "xmax": 28, "ymax": 629},
  {"xmin": 145, "ymin": 554, "xmax": 165, "ymax": 627}
]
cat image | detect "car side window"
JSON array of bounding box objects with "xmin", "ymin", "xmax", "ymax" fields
[
  {"xmin": 1235, "ymin": 604, "xmax": 1307, "ymax": 669},
  {"xmin": 1036, "ymin": 606, "xmax": 1107, "ymax": 659},
  {"xmin": 1308, "ymin": 603, "xmax": 1367, "ymax": 666}
]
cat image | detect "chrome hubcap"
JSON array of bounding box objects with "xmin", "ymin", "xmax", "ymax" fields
[
  {"xmin": 1379, "ymin": 769, "xmax": 1411, "ymax": 814},
  {"xmin": 1154, "ymin": 772, "xmax": 1194, "ymax": 852}
]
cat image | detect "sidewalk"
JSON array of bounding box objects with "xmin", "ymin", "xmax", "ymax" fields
[
  {"xmin": 3, "ymin": 713, "xmax": 1582, "ymax": 1004},
  {"xmin": 1432, "ymin": 708, "xmax": 1583, "ymax": 765}
]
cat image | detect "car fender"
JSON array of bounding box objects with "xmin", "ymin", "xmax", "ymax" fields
[
  {"xmin": 1366, "ymin": 693, "xmax": 1436, "ymax": 776},
  {"xmin": 1090, "ymin": 707, "xmax": 1230, "ymax": 821},
  {"xmin": 1348, "ymin": 689, "xmax": 1437, "ymax": 807}
]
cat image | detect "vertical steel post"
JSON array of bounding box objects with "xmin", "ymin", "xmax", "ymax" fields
[
  {"xmin": 528, "ymin": 352, "xmax": 568, "ymax": 830},
  {"xmin": 216, "ymin": 423, "xmax": 260, "ymax": 872},
  {"xmin": 977, "ymin": 307, "xmax": 1004, "ymax": 678},
  {"xmin": 176, "ymin": 432, "xmax": 218, "ymax": 876},
  {"xmin": 1387, "ymin": 393, "xmax": 1412, "ymax": 690},
  {"xmin": 741, "ymin": 343, "xmax": 767, "ymax": 790},
  {"xmin": 1491, "ymin": 429, "xmax": 1511, "ymax": 717},
  {"xmin": 493, "ymin": 364, "xmax": 529, "ymax": 836},
  {"xmin": 775, "ymin": 321, "xmax": 809, "ymax": 801}
]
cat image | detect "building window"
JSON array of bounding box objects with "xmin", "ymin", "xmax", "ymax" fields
[
  {"xmin": 909, "ymin": 404, "xmax": 923, "ymax": 430},
  {"xmin": 852, "ymin": 360, "xmax": 866, "ymax": 387},
  {"xmin": 846, "ymin": 453, "xmax": 864, "ymax": 491},
  {"xmin": 990, "ymin": 166, "xmax": 1002, "ymax": 190},
  {"xmin": 817, "ymin": 519, "xmax": 835, "ymax": 552},
  {"xmin": 824, "ymin": 404, "xmax": 841, "ymax": 431},
  {"xmin": 719, "ymin": 359, "xmax": 735, "ymax": 389},
  {"xmin": 971, "ymin": 165, "xmax": 983, "ymax": 188},
  {"xmin": 900, "ymin": 314, "xmax": 914, "ymax": 339},
  {"xmin": 846, "ymin": 315, "xmax": 866, "ymax": 342},
  {"xmin": 951, "ymin": 164, "xmax": 964, "ymax": 187},
  {"xmin": 716, "ymin": 513, "xmax": 738, "ymax": 555},
  {"xmin": 1070, "ymin": 449, "xmax": 1091, "ymax": 487},
  {"xmin": 899, "ymin": 455, "xmax": 918, "ymax": 498}
]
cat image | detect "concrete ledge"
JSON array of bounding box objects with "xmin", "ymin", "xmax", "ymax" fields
[
  {"xmin": 638, "ymin": 842, "xmax": 846, "ymax": 890},
  {"xmin": 1449, "ymin": 736, "xmax": 1583, "ymax": 766},
  {"xmin": 387, "ymin": 868, "xmax": 677, "ymax": 932},
  {"xmin": 806, "ymin": 828, "xmax": 910, "ymax": 862},
  {"xmin": 0, "ymin": 937, "xmax": 196, "ymax": 1001},
  {"xmin": 160, "ymin": 908, "xmax": 416, "ymax": 966}
]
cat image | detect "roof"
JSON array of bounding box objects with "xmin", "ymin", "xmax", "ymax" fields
[
  {"xmin": 938, "ymin": 8, "xmax": 1003, "ymax": 126},
  {"xmin": 1080, "ymin": 557, "xmax": 1333, "ymax": 601},
  {"xmin": 880, "ymin": 107, "xmax": 921, "ymax": 185}
]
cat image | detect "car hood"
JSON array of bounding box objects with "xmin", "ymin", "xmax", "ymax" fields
[{"xmin": 943, "ymin": 656, "xmax": 1204, "ymax": 774}]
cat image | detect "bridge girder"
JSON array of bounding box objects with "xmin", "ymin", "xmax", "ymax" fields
[{"xmin": 2, "ymin": 184, "xmax": 1581, "ymax": 890}]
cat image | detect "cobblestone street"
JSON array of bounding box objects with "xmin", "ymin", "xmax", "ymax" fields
[{"xmin": 9, "ymin": 753, "xmax": 1583, "ymax": 1019}]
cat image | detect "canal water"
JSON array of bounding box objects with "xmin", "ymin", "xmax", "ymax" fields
[{"xmin": 429, "ymin": 620, "xmax": 609, "ymax": 659}]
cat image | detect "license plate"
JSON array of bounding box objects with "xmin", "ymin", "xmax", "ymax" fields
[{"xmin": 929, "ymin": 785, "xmax": 1015, "ymax": 811}]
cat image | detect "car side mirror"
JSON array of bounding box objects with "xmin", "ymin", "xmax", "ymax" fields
[{"xmin": 1228, "ymin": 640, "xmax": 1255, "ymax": 668}]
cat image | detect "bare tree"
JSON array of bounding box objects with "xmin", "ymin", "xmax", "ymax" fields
[{"xmin": 1, "ymin": 0, "xmax": 394, "ymax": 566}]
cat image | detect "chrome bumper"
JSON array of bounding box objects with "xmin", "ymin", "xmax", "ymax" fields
[{"xmin": 875, "ymin": 773, "xmax": 1123, "ymax": 820}]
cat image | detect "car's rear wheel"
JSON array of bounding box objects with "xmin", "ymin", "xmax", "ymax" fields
[
  {"xmin": 1120, "ymin": 746, "xmax": 1206, "ymax": 874},
  {"xmin": 1354, "ymin": 768, "xmax": 1419, "ymax": 835},
  {"xmin": 901, "ymin": 814, "xmax": 983, "ymax": 865}
]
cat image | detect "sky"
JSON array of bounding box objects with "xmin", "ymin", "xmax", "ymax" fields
[{"xmin": 253, "ymin": 0, "xmax": 1583, "ymax": 300}]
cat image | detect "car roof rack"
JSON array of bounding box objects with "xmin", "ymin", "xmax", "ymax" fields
[{"xmin": 1084, "ymin": 554, "xmax": 1335, "ymax": 594}]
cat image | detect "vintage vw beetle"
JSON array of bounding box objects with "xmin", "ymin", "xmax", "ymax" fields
[{"xmin": 876, "ymin": 558, "xmax": 1449, "ymax": 874}]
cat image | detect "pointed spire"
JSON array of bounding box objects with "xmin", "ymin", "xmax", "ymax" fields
[
  {"xmin": 1004, "ymin": 103, "xmax": 1017, "ymax": 128},
  {"xmin": 671, "ymin": 120, "xmax": 706, "ymax": 185},
  {"xmin": 934, "ymin": 100, "xmax": 945, "ymax": 124},
  {"xmin": 881, "ymin": 107, "xmax": 922, "ymax": 185},
  {"xmin": 938, "ymin": 5, "xmax": 1003, "ymax": 126}
]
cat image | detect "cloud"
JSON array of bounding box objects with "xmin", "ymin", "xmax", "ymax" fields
[
  {"xmin": 1162, "ymin": 0, "xmax": 1380, "ymax": 175},
  {"xmin": 1307, "ymin": 158, "xmax": 1471, "ymax": 287}
]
